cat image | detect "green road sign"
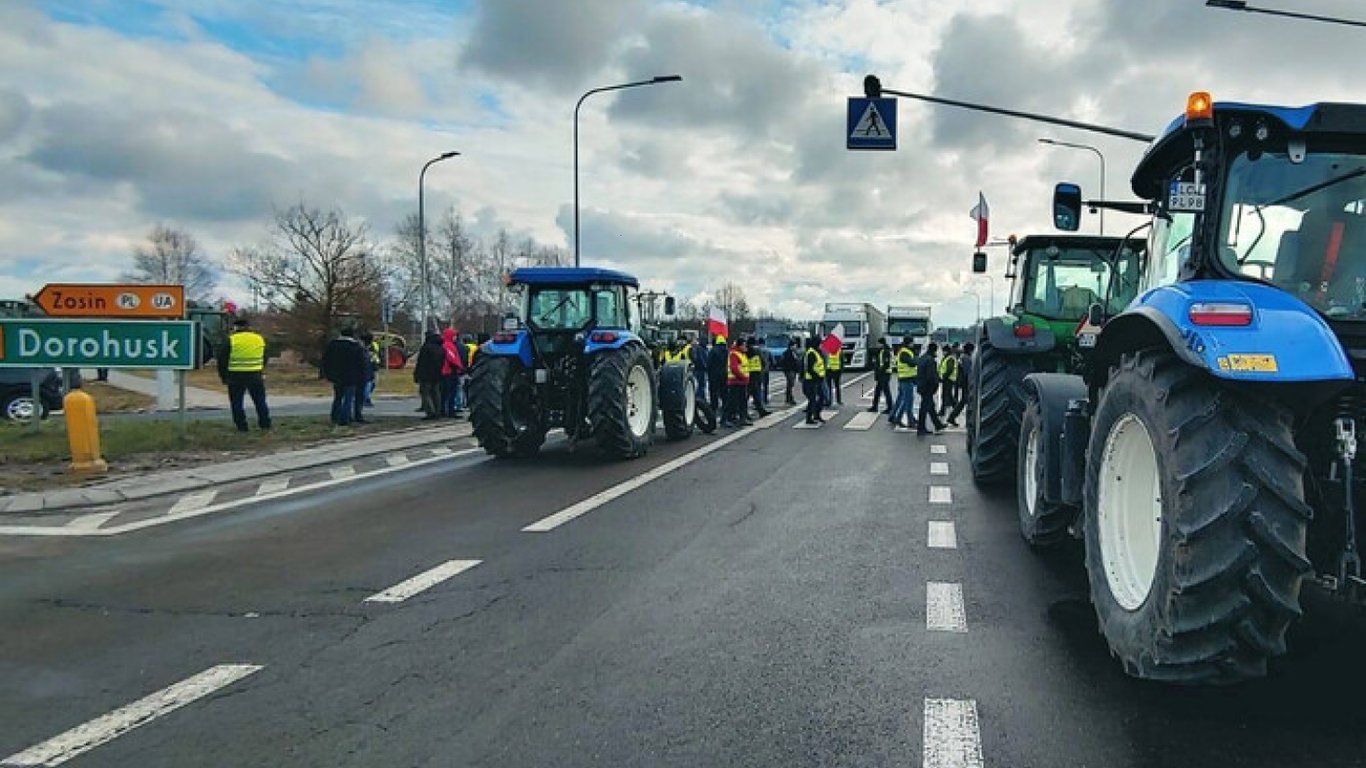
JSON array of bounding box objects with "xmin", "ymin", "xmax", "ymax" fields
[{"xmin": 0, "ymin": 319, "xmax": 197, "ymax": 369}]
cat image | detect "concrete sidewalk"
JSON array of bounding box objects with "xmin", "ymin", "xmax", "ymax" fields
[
  {"xmin": 89, "ymin": 369, "xmax": 338, "ymax": 410},
  {"xmin": 0, "ymin": 422, "xmax": 473, "ymax": 515}
]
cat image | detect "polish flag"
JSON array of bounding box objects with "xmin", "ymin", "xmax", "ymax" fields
[
  {"xmin": 705, "ymin": 305, "xmax": 728, "ymax": 341},
  {"xmin": 820, "ymin": 323, "xmax": 845, "ymax": 356},
  {"xmin": 969, "ymin": 192, "xmax": 990, "ymax": 248}
]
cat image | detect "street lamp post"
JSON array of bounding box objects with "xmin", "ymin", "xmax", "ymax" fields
[
  {"xmin": 976, "ymin": 275, "xmax": 995, "ymax": 317},
  {"xmin": 574, "ymin": 75, "xmax": 683, "ymax": 267},
  {"xmin": 418, "ymin": 151, "xmax": 460, "ymax": 331},
  {"xmin": 963, "ymin": 290, "xmax": 981, "ymax": 325},
  {"xmin": 1039, "ymin": 138, "xmax": 1106, "ymax": 235},
  {"xmin": 1206, "ymin": 0, "xmax": 1366, "ymax": 28}
]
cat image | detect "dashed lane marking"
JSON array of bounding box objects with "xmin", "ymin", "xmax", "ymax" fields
[
  {"xmin": 926, "ymin": 581, "xmax": 968, "ymax": 632},
  {"xmin": 930, "ymin": 462, "xmax": 949, "ymax": 475},
  {"xmin": 928, "ymin": 521, "xmax": 957, "ymax": 549},
  {"xmin": 364, "ymin": 559, "xmax": 482, "ymax": 603},
  {"xmin": 63, "ymin": 511, "xmax": 120, "ymax": 532},
  {"xmin": 429, "ymin": 446, "xmax": 455, "ymax": 457},
  {"xmin": 843, "ymin": 411, "xmax": 878, "ymax": 430},
  {"xmin": 1, "ymin": 664, "xmax": 263, "ymax": 767},
  {"xmin": 792, "ymin": 420, "xmax": 822, "ymax": 430},
  {"xmin": 385, "ymin": 454, "xmax": 411, "ymax": 467},
  {"xmin": 255, "ymin": 477, "xmax": 291, "ymax": 496},
  {"xmin": 0, "ymin": 448, "xmax": 484, "ymax": 538},
  {"xmin": 929, "ymin": 486, "xmax": 952, "ymax": 505},
  {"xmin": 328, "ymin": 465, "xmax": 357, "ymax": 481},
  {"xmin": 931, "ymin": 444, "xmax": 948, "ymax": 455},
  {"xmin": 168, "ymin": 490, "xmax": 217, "ymax": 515},
  {"xmin": 922, "ymin": 698, "xmax": 985, "ymax": 768}
]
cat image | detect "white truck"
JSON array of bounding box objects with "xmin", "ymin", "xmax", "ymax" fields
[
  {"xmin": 820, "ymin": 303, "xmax": 886, "ymax": 370},
  {"xmin": 886, "ymin": 304, "xmax": 933, "ymax": 349}
]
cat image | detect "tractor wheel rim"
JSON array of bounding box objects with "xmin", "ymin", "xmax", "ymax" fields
[
  {"xmin": 626, "ymin": 364, "xmax": 651, "ymax": 437},
  {"xmin": 1097, "ymin": 412, "xmax": 1163, "ymax": 612},
  {"xmin": 684, "ymin": 378, "xmax": 696, "ymax": 426},
  {"xmin": 7, "ymin": 397, "xmax": 35, "ymax": 422},
  {"xmin": 1024, "ymin": 420, "xmax": 1040, "ymax": 517}
]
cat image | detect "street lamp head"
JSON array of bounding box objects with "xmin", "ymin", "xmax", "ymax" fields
[
  {"xmin": 1206, "ymin": 0, "xmax": 1248, "ymax": 9},
  {"xmin": 439, "ymin": 151, "xmax": 461, "ymax": 159},
  {"xmin": 1038, "ymin": 138, "xmax": 1056, "ymax": 145},
  {"xmin": 652, "ymin": 75, "xmax": 683, "ymax": 83}
]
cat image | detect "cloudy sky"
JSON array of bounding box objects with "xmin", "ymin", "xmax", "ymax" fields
[{"xmin": 1, "ymin": 0, "xmax": 1362, "ymax": 326}]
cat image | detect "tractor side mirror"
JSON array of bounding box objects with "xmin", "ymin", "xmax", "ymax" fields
[
  {"xmin": 1053, "ymin": 182, "xmax": 1083, "ymax": 232},
  {"xmin": 972, "ymin": 251, "xmax": 988, "ymax": 274},
  {"xmin": 664, "ymin": 296, "xmax": 676, "ymax": 316},
  {"xmin": 1087, "ymin": 302, "xmax": 1105, "ymax": 327}
]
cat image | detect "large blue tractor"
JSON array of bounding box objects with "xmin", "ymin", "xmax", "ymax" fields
[
  {"xmin": 1022, "ymin": 94, "xmax": 1366, "ymax": 683},
  {"xmin": 468, "ymin": 267, "xmax": 704, "ymax": 460}
]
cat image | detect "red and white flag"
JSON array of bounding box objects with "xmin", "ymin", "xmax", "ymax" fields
[
  {"xmin": 705, "ymin": 306, "xmax": 728, "ymax": 341},
  {"xmin": 969, "ymin": 191, "xmax": 990, "ymax": 248},
  {"xmin": 820, "ymin": 323, "xmax": 845, "ymax": 356}
]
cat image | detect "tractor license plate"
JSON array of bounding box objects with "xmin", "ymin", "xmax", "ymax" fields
[
  {"xmin": 1077, "ymin": 332, "xmax": 1097, "ymax": 349},
  {"xmin": 1168, "ymin": 182, "xmax": 1206, "ymax": 213}
]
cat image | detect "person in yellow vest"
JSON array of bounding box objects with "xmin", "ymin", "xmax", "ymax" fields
[
  {"xmin": 938, "ymin": 342, "xmax": 960, "ymax": 422},
  {"xmin": 217, "ymin": 316, "xmax": 271, "ymax": 432},
  {"xmin": 888, "ymin": 338, "xmax": 918, "ymax": 428},
  {"xmin": 826, "ymin": 342, "xmax": 843, "ymax": 405},
  {"xmin": 723, "ymin": 338, "xmax": 752, "ymax": 427},
  {"xmin": 802, "ymin": 337, "xmax": 826, "ymax": 425},
  {"xmin": 745, "ymin": 337, "xmax": 770, "ymax": 418}
]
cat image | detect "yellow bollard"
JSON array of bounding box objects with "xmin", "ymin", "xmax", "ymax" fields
[{"xmin": 64, "ymin": 389, "xmax": 108, "ymax": 474}]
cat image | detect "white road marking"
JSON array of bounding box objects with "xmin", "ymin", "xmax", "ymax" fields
[
  {"xmin": 929, "ymin": 486, "xmax": 952, "ymax": 504},
  {"xmin": 524, "ymin": 407, "xmax": 806, "ymax": 532},
  {"xmin": 63, "ymin": 511, "xmax": 120, "ymax": 532},
  {"xmin": 168, "ymin": 490, "xmax": 217, "ymax": 515},
  {"xmin": 894, "ymin": 426, "xmax": 916, "ymax": 434},
  {"xmin": 255, "ymin": 477, "xmax": 291, "ymax": 496},
  {"xmin": 2, "ymin": 664, "xmax": 263, "ymax": 767},
  {"xmin": 328, "ymin": 465, "xmax": 357, "ymax": 480},
  {"xmin": 928, "ymin": 521, "xmax": 958, "ymax": 549},
  {"xmin": 922, "ymin": 698, "xmax": 985, "ymax": 768},
  {"xmin": 364, "ymin": 559, "xmax": 482, "ymax": 603},
  {"xmin": 429, "ymin": 446, "xmax": 454, "ymax": 457},
  {"xmin": 792, "ymin": 421, "xmax": 822, "ymax": 430},
  {"xmin": 926, "ymin": 581, "xmax": 968, "ymax": 632},
  {"xmin": 385, "ymin": 454, "xmax": 411, "ymax": 467},
  {"xmin": 931, "ymin": 444, "xmax": 948, "ymax": 454},
  {"xmin": 843, "ymin": 411, "xmax": 877, "ymax": 430},
  {"xmin": 0, "ymin": 448, "xmax": 484, "ymax": 538},
  {"xmin": 930, "ymin": 462, "xmax": 949, "ymax": 475}
]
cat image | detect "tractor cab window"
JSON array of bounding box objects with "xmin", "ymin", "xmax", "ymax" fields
[
  {"xmin": 1021, "ymin": 246, "xmax": 1130, "ymax": 322},
  {"xmin": 1150, "ymin": 211, "xmax": 1194, "ymax": 290},
  {"xmin": 528, "ymin": 288, "xmax": 591, "ymax": 331},
  {"xmin": 593, "ymin": 286, "xmax": 628, "ymax": 329},
  {"xmin": 1220, "ymin": 150, "xmax": 1366, "ymax": 319}
]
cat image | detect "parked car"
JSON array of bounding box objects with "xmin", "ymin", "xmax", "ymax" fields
[{"xmin": 0, "ymin": 368, "xmax": 66, "ymax": 423}]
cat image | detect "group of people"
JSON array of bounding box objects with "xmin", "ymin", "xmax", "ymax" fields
[
  {"xmin": 866, "ymin": 337, "xmax": 973, "ymax": 435},
  {"xmin": 320, "ymin": 327, "xmax": 384, "ymax": 427},
  {"xmin": 653, "ymin": 334, "xmax": 777, "ymax": 429},
  {"xmin": 411, "ymin": 329, "xmax": 483, "ymax": 421}
]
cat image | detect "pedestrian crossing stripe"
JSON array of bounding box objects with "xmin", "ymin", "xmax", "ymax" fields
[
  {"xmin": 850, "ymin": 101, "xmax": 889, "ymax": 139},
  {"xmin": 793, "ymin": 421, "xmax": 822, "ymax": 429}
]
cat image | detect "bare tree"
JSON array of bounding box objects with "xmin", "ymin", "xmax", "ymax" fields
[
  {"xmin": 710, "ymin": 282, "xmax": 751, "ymax": 325},
  {"xmin": 232, "ymin": 203, "xmax": 382, "ymax": 357},
  {"xmin": 125, "ymin": 224, "xmax": 218, "ymax": 301}
]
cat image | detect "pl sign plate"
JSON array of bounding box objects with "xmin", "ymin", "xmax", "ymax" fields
[
  {"xmin": 0, "ymin": 319, "xmax": 197, "ymax": 369},
  {"xmin": 847, "ymin": 97, "xmax": 897, "ymax": 150}
]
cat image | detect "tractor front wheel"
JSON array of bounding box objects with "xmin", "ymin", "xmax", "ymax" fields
[
  {"xmin": 469, "ymin": 356, "xmax": 545, "ymax": 458},
  {"xmin": 1016, "ymin": 396, "xmax": 1072, "ymax": 547},
  {"xmin": 1083, "ymin": 349, "xmax": 1311, "ymax": 684},
  {"xmin": 659, "ymin": 361, "xmax": 696, "ymax": 440},
  {"xmin": 589, "ymin": 345, "xmax": 657, "ymax": 459}
]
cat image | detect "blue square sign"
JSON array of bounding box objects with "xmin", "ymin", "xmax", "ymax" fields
[{"xmin": 847, "ymin": 97, "xmax": 897, "ymax": 150}]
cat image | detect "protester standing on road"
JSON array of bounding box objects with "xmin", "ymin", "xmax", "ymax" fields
[
  {"xmin": 724, "ymin": 337, "xmax": 752, "ymax": 427},
  {"xmin": 868, "ymin": 337, "xmax": 893, "ymax": 414},
  {"xmin": 916, "ymin": 343, "xmax": 948, "ymax": 436},
  {"xmin": 938, "ymin": 342, "xmax": 960, "ymax": 419},
  {"xmin": 826, "ymin": 344, "xmax": 843, "ymax": 405},
  {"xmin": 802, "ymin": 337, "xmax": 826, "ymax": 425},
  {"xmin": 707, "ymin": 335, "xmax": 728, "ymax": 414},
  {"xmin": 746, "ymin": 338, "xmax": 771, "ymax": 418},
  {"xmin": 781, "ymin": 339, "xmax": 800, "ymax": 405},
  {"xmin": 413, "ymin": 331, "xmax": 445, "ymax": 420},
  {"xmin": 322, "ymin": 327, "xmax": 367, "ymax": 427},
  {"xmin": 888, "ymin": 338, "xmax": 917, "ymax": 428},
  {"xmin": 218, "ymin": 316, "xmax": 271, "ymax": 432},
  {"xmin": 946, "ymin": 342, "xmax": 974, "ymax": 427},
  {"xmin": 354, "ymin": 330, "xmax": 377, "ymax": 423},
  {"xmin": 691, "ymin": 337, "xmax": 708, "ymax": 404},
  {"xmin": 440, "ymin": 327, "xmax": 466, "ymax": 418}
]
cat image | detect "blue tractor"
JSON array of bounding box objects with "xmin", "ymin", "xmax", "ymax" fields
[
  {"xmin": 1023, "ymin": 93, "xmax": 1366, "ymax": 683},
  {"xmin": 468, "ymin": 267, "xmax": 705, "ymax": 459}
]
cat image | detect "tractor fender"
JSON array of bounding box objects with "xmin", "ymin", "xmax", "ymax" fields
[
  {"xmin": 1022, "ymin": 373, "xmax": 1087, "ymax": 507},
  {"xmin": 657, "ymin": 361, "xmax": 692, "ymax": 415},
  {"xmin": 1095, "ymin": 281, "xmax": 1353, "ymax": 384},
  {"xmin": 483, "ymin": 330, "xmax": 534, "ymax": 370},
  {"xmin": 983, "ymin": 316, "xmax": 1057, "ymax": 355},
  {"xmin": 584, "ymin": 330, "xmax": 644, "ymax": 355}
]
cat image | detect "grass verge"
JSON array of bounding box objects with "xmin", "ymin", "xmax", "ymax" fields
[{"xmin": 126, "ymin": 365, "xmax": 418, "ymax": 398}]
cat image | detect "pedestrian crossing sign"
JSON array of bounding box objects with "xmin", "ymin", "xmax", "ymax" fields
[{"xmin": 847, "ymin": 97, "xmax": 897, "ymax": 150}]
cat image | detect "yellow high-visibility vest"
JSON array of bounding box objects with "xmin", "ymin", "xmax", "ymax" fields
[
  {"xmin": 803, "ymin": 348, "xmax": 826, "ymax": 381},
  {"xmin": 745, "ymin": 354, "xmax": 762, "ymax": 374},
  {"xmin": 227, "ymin": 331, "xmax": 266, "ymax": 373},
  {"xmin": 939, "ymin": 354, "xmax": 958, "ymax": 382},
  {"xmin": 465, "ymin": 342, "xmax": 477, "ymax": 365},
  {"xmin": 827, "ymin": 349, "xmax": 842, "ymax": 371},
  {"xmin": 727, "ymin": 349, "xmax": 748, "ymax": 384},
  {"xmin": 896, "ymin": 348, "xmax": 917, "ymax": 380}
]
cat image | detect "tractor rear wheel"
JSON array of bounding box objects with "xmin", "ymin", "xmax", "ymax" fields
[
  {"xmin": 694, "ymin": 398, "xmax": 717, "ymax": 434},
  {"xmin": 589, "ymin": 345, "xmax": 657, "ymax": 459},
  {"xmin": 1016, "ymin": 396, "xmax": 1072, "ymax": 547},
  {"xmin": 659, "ymin": 361, "xmax": 696, "ymax": 440},
  {"xmin": 968, "ymin": 340, "xmax": 1030, "ymax": 484},
  {"xmin": 1083, "ymin": 349, "xmax": 1311, "ymax": 684},
  {"xmin": 469, "ymin": 356, "xmax": 545, "ymax": 458}
]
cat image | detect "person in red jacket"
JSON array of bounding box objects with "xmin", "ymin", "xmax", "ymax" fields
[
  {"xmin": 723, "ymin": 337, "xmax": 752, "ymax": 428},
  {"xmin": 439, "ymin": 327, "xmax": 467, "ymax": 417}
]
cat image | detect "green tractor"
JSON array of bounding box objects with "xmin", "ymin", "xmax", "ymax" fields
[{"xmin": 965, "ymin": 235, "xmax": 1143, "ymax": 497}]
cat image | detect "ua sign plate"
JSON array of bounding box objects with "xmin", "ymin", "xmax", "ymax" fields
[
  {"xmin": 847, "ymin": 97, "xmax": 897, "ymax": 150},
  {"xmin": 0, "ymin": 319, "xmax": 197, "ymax": 369}
]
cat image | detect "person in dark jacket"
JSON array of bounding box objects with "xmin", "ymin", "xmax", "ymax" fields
[
  {"xmin": 946, "ymin": 342, "xmax": 974, "ymax": 427},
  {"xmin": 355, "ymin": 330, "xmax": 377, "ymax": 423},
  {"xmin": 916, "ymin": 343, "xmax": 947, "ymax": 436},
  {"xmin": 321, "ymin": 328, "xmax": 368, "ymax": 426},
  {"xmin": 868, "ymin": 337, "xmax": 893, "ymax": 414},
  {"xmin": 780, "ymin": 339, "xmax": 800, "ymax": 405},
  {"xmin": 746, "ymin": 337, "xmax": 771, "ymax": 418},
  {"xmin": 706, "ymin": 335, "xmax": 729, "ymax": 413},
  {"xmin": 691, "ymin": 337, "xmax": 708, "ymax": 404},
  {"xmin": 413, "ymin": 332, "xmax": 445, "ymax": 420}
]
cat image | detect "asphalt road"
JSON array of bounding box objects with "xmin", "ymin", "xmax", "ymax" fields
[{"xmin": 3, "ymin": 374, "xmax": 1366, "ymax": 767}]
